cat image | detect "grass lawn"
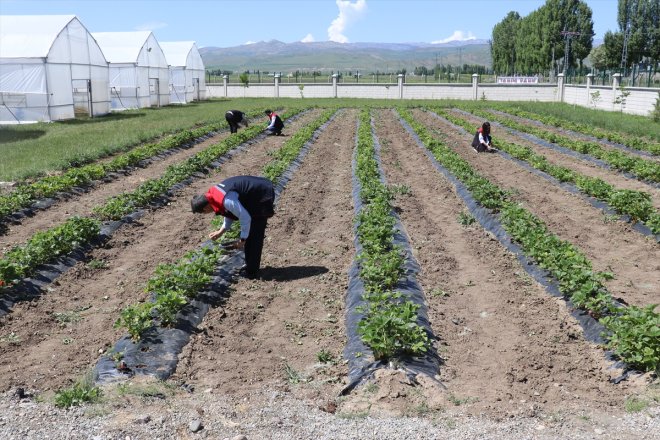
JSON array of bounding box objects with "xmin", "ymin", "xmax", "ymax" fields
[{"xmin": 1, "ymin": 97, "xmax": 656, "ymax": 182}]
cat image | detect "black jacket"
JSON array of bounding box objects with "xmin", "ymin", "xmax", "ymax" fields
[{"xmin": 218, "ymin": 176, "xmax": 275, "ymax": 218}]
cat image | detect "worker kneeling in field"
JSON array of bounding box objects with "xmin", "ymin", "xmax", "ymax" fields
[
  {"xmin": 191, "ymin": 176, "xmax": 275, "ymax": 279},
  {"xmin": 264, "ymin": 109, "xmax": 284, "ymax": 136},
  {"xmin": 471, "ymin": 121, "xmax": 497, "ymax": 153},
  {"xmin": 225, "ymin": 109, "xmax": 249, "ymax": 134}
]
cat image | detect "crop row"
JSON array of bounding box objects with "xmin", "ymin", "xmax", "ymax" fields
[
  {"xmin": 353, "ymin": 109, "xmax": 430, "ymax": 360},
  {"xmin": 461, "ymin": 107, "xmax": 660, "ymax": 184},
  {"xmin": 0, "ymin": 110, "xmax": 304, "ymax": 292},
  {"xmin": 433, "ymin": 108, "xmax": 660, "ymax": 234},
  {"xmin": 399, "ymin": 108, "xmax": 659, "ymax": 373},
  {"xmin": 0, "ymin": 109, "xmax": 267, "ymax": 222},
  {"xmin": 493, "ymin": 105, "xmax": 660, "ymax": 156},
  {"xmin": 115, "ymin": 108, "xmax": 336, "ymax": 340}
]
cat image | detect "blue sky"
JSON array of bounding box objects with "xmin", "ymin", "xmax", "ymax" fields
[{"xmin": 1, "ymin": 0, "xmax": 619, "ymax": 47}]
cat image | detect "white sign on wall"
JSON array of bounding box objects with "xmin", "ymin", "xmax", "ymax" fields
[{"xmin": 497, "ymin": 76, "xmax": 539, "ymax": 84}]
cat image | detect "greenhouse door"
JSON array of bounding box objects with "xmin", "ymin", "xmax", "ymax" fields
[
  {"xmin": 149, "ymin": 78, "xmax": 160, "ymax": 107},
  {"xmin": 72, "ymin": 79, "xmax": 92, "ymax": 117},
  {"xmin": 193, "ymin": 78, "xmax": 200, "ymax": 101}
]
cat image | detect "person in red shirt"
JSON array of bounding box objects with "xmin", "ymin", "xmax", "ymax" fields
[{"xmin": 191, "ymin": 176, "xmax": 275, "ymax": 278}]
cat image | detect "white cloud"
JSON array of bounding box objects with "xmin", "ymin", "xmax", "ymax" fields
[
  {"xmin": 301, "ymin": 33, "xmax": 315, "ymax": 43},
  {"xmin": 328, "ymin": 0, "xmax": 367, "ymax": 43},
  {"xmin": 135, "ymin": 21, "xmax": 167, "ymax": 31},
  {"xmin": 432, "ymin": 30, "xmax": 476, "ymax": 44},
  {"xmin": 243, "ymin": 41, "xmax": 257, "ymax": 45}
]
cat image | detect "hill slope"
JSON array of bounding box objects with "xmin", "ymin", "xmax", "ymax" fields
[{"xmin": 200, "ymin": 40, "xmax": 491, "ymax": 73}]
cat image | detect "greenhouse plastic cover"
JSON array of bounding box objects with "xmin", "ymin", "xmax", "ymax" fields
[{"xmin": 0, "ymin": 15, "xmax": 110, "ymax": 123}]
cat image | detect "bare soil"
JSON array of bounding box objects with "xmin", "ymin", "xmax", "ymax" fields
[
  {"xmin": 446, "ymin": 108, "xmax": 660, "ymax": 208},
  {"xmin": 0, "ymin": 107, "xmax": 657, "ymax": 438},
  {"xmin": 0, "ymin": 109, "xmax": 323, "ymax": 393},
  {"xmin": 413, "ymin": 109, "xmax": 660, "ymax": 309},
  {"xmin": 353, "ymin": 108, "xmax": 648, "ymax": 418}
]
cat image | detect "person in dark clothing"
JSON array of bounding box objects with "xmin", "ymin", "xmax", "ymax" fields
[
  {"xmin": 225, "ymin": 110, "xmax": 248, "ymax": 134},
  {"xmin": 264, "ymin": 109, "xmax": 284, "ymax": 136},
  {"xmin": 191, "ymin": 176, "xmax": 275, "ymax": 278},
  {"xmin": 471, "ymin": 121, "xmax": 496, "ymax": 153}
]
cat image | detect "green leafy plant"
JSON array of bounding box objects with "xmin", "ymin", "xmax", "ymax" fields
[
  {"xmin": 400, "ymin": 107, "xmax": 659, "ymax": 373},
  {"xmin": 458, "ymin": 211, "xmax": 476, "ymax": 226},
  {"xmin": 352, "ymin": 109, "xmax": 431, "ymax": 361},
  {"xmin": 317, "ymin": 349, "xmax": 336, "ymax": 364},
  {"xmin": 284, "ymin": 363, "xmax": 302, "ymax": 384},
  {"xmin": 54, "ymin": 372, "xmax": 102, "ymax": 408}
]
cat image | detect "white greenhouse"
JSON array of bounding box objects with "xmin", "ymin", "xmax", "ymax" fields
[
  {"xmin": 92, "ymin": 31, "xmax": 170, "ymax": 110},
  {"xmin": 0, "ymin": 15, "xmax": 111, "ymax": 124},
  {"xmin": 160, "ymin": 41, "xmax": 207, "ymax": 104}
]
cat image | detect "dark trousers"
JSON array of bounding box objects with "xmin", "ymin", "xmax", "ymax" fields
[
  {"xmin": 227, "ymin": 119, "xmax": 239, "ymax": 133},
  {"xmin": 244, "ymin": 216, "xmax": 268, "ymax": 275}
]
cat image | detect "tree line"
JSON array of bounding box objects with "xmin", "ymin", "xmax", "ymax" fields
[{"xmin": 490, "ymin": 0, "xmax": 659, "ymax": 77}]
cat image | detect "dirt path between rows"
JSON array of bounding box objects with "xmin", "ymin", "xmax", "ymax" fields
[
  {"xmin": 412, "ymin": 109, "xmax": 660, "ymax": 309},
  {"xmin": 445, "ymin": 109, "xmax": 660, "ymax": 209},
  {"xmin": 0, "ymin": 110, "xmax": 322, "ymax": 394},
  {"xmin": 170, "ymin": 109, "xmax": 357, "ymax": 405},
  {"xmin": 366, "ymin": 109, "xmax": 648, "ymax": 418}
]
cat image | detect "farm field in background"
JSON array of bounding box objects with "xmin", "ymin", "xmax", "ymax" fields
[{"xmin": 0, "ymin": 98, "xmax": 658, "ymax": 438}]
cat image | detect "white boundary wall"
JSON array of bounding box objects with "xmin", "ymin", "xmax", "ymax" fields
[{"xmin": 206, "ymin": 73, "xmax": 658, "ymax": 116}]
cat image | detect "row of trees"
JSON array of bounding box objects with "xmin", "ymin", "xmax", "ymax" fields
[
  {"xmin": 491, "ymin": 0, "xmax": 594, "ymax": 75},
  {"xmin": 591, "ymin": 0, "xmax": 659, "ymax": 72},
  {"xmin": 413, "ymin": 64, "xmax": 491, "ymax": 76}
]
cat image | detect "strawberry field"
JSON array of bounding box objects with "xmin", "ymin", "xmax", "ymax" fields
[{"xmin": 0, "ymin": 100, "xmax": 658, "ymax": 434}]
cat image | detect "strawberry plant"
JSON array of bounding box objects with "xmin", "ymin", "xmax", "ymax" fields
[
  {"xmin": 399, "ymin": 107, "xmax": 658, "ymax": 372},
  {"xmin": 352, "ymin": 108, "xmax": 430, "ymax": 360},
  {"xmin": 494, "ymin": 106, "xmax": 659, "ymax": 156},
  {"xmin": 436, "ymin": 109, "xmax": 660, "ymax": 234},
  {"xmin": 465, "ymin": 107, "xmax": 660, "ymax": 183},
  {"xmin": 0, "ymin": 216, "xmax": 100, "ymax": 287}
]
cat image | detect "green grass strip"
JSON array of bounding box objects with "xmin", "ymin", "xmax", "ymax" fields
[
  {"xmin": 399, "ymin": 108, "xmax": 659, "ymax": 373},
  {"xmin": 433, "ymin": 108, "xmax": 660, "ymax": 234},
  {"xmin": 0, "ymin": 109, "xmax": 266, "ymax": 221},
  {"xmin": 462, "ymin": 107, "xmax": 660, "ymax": 183}
]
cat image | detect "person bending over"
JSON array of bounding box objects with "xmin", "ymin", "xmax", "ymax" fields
[
  {"xmin": 191, "ymin": 175, "xmax": 275, "ymax": 278},
  {"xmin": 225, "ymin": 110, "xmax": 249, "ymax": 134}
]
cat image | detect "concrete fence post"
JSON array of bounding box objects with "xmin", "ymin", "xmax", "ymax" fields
[
  {"xmin": 557, "ymin": 73, "xmax": 565, "ymax": 102},
  {"xmin": 274, "ymin": 74, "xmax": 280, "ymax": 98},
  {"xmin": 612, "ymin": 73, "xmax": 622, "ymax": 90},
  {"xmin": 586, "ymin": 73, "xmax": 593, "ymax": 107},
  {"xmin": 332, "ymin": 74, "xmax": 338, "ymax": 98},
  {"xmin": 398, "ymin": 74, "xmax": 404, "ymax": 99},
  {"xmin": 222, "ymin": 75, "xmax": 228, "ymax": 98},
  {"xmin": 472, "ymin": 74, "xmax": 479, "ymax": 100}
]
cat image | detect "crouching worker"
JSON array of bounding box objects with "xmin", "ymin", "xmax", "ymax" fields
[
  {"xmin": 225, "ymin": 110, "xmax": 249, "ymax": 134},
  {"xmin": 191, "ymin": 176, "xmax": 275, "ymax": 279},
  {"xmin": 471, "ymin": 121, "xmax": 496, "ymax": 153},
  {"xmin": 264, "ymin": 109, "xmax": 284, "ymax": 136}
]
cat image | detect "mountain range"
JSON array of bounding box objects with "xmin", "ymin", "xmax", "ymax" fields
[{"xmin": 199, "ymin": 39, "xmax": 492, "ymax": 73}]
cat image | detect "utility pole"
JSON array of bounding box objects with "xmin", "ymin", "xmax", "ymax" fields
[{"xmin": 560, "ymin": 26, "xmax": 581, "ymax": 76}]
